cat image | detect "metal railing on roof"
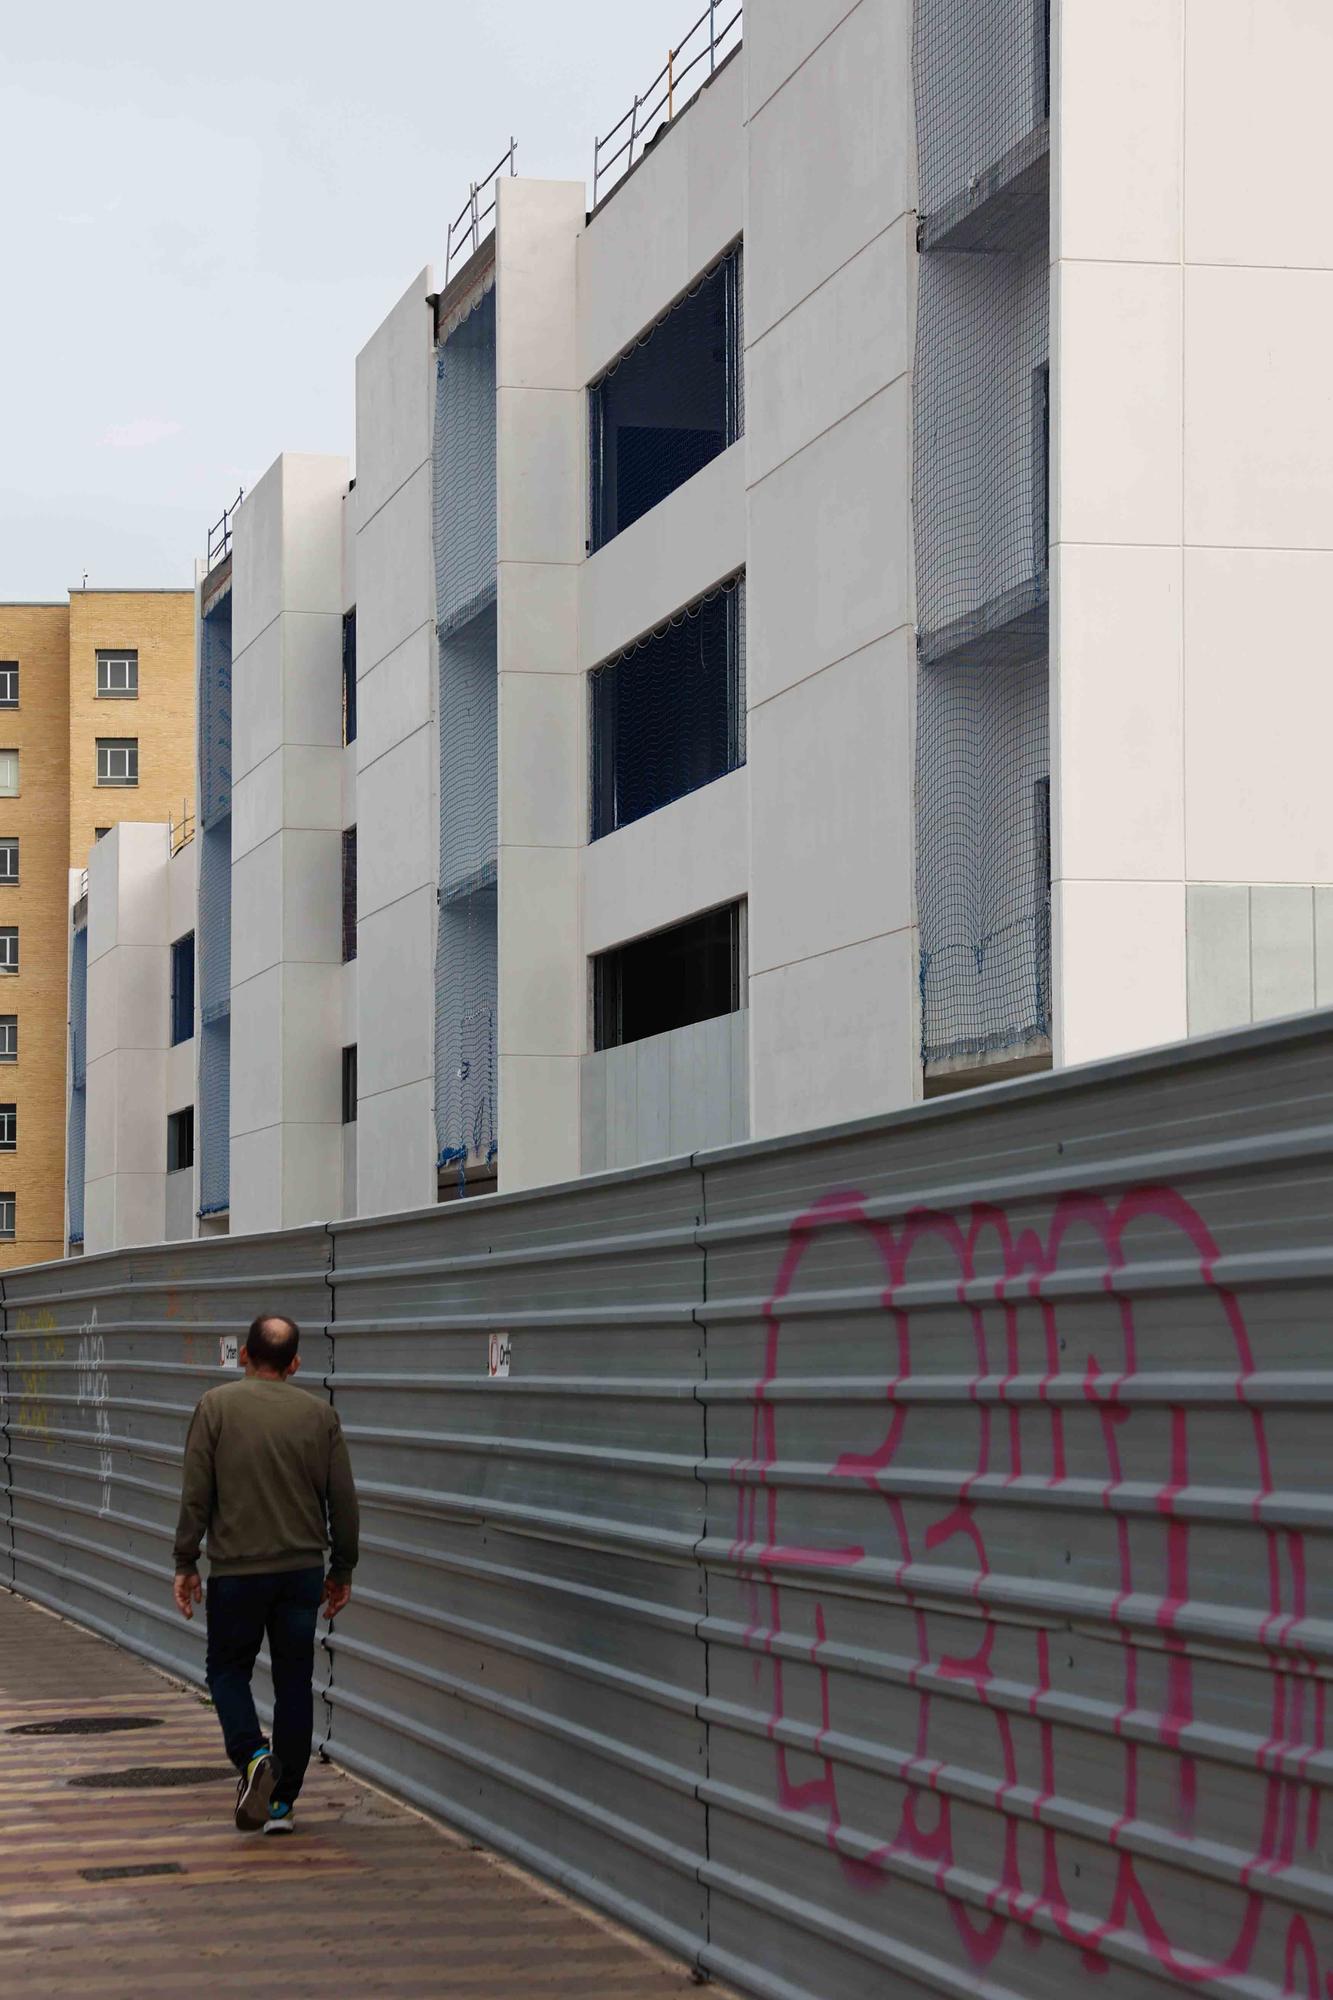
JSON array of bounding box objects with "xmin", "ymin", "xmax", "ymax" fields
[
  {"xmin": 170, "ymin": 806, "xmax": 195, "ymax": 857},
  {"xmin": 444, "ymin": 139, "xmax": 517, "ymax": 286},
  {"xmin": 206, "ymin": 489, "xmax": 244, "ymax": 570},
  {"xmin": 593, "ymin": 0, "xmax": 741, "ymax": 207}
]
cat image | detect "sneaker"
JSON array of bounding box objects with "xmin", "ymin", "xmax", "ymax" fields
[
  {"xmin": 263, "ymin": 1802, "xmax": 296, "ymax": 1836},
  {"xmin": 234, "ymin": 1747, "xmax": 277, "ymax": 1831}
]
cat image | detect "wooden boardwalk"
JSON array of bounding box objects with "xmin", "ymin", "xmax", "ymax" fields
[{"xmin": 0, "ymin": 1587, "xmax": 719, "ymax": 1998}]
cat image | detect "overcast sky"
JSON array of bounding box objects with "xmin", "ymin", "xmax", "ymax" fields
[{"xmin": 0, "ymin": 1, "xmax": 680, "ymax": 599}]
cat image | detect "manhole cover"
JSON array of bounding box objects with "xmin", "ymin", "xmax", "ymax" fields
[
  {"xmin": 68, "ymin": 1766, "xmax": 233, "ymax": 1790},
  {"xmin": 10, "ymin": 1716, "xmax": 164, "ymax": 1737},
  {"xmin": 80, "ymin": 1862, "xmax": 185, "ymax": 1882}
]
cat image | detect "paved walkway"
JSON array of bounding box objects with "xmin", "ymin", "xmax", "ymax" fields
[{"xmin": 0, "ymin": 1587, "xmax": 717, "ymax": 1998}]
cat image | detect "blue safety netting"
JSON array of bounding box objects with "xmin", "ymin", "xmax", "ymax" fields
[
  {"xmin": 434, "ymin": 287, "xmax": 498, "ymax": 1176},
  {"xmin": 66, "ymin": 922, "xmax": 88, "ymax": 1244}
]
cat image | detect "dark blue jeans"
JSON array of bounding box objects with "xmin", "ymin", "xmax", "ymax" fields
[{"xmin": 205, "ymin": 1567, "xmax": 324, "ymax": 1806}]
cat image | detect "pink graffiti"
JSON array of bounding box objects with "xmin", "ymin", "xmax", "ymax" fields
[{"xmin": 731, "ymin": 1183, "xmax": 1326, "ymax": 1989}]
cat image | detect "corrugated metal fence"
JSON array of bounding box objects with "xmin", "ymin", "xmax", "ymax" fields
[{"xmin": 3, "ymin": 1015, "xmax": 1332, "ymax": 1998}]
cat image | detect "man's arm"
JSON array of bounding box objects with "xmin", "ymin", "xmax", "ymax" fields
[
  {"xmin": 324, "ymin": 1408, "xmax": 359, "ymax": 1611},
  {"xmin": 173, "ymin": 1396, "xmax": 217, "ymax": 1585}
]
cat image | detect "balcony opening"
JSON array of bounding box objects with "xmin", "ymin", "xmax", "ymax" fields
[
  {"xmin": 341, "ymin": 1045, "xmax": 357, "ymax": 1125},
  {"xmin": 170, "ymin": 933, "xmax": 194, "ymax": 1046},
  {"xmin": 589, "ymin": 244, "xmax": 742, "ymax": 550},
  {"xmin": 167, "ymin": 1107, "xmax": 194, "ymax": 1174},
  {"xmin": 342, "ymin": 609, "xmax": 357, "ymax": 746},
  {"xmin": 341, "ymin": 827, "xmax": 357, "ymax": 963},
  {"xmin": 594, "ymin": 902, "xmax": 744, "ymax": 1053}
]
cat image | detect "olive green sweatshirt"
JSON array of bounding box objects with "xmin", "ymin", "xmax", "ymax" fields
[{"xmin": 173, "ymin": 1377, "xmax": 359, "ymax": 1583}]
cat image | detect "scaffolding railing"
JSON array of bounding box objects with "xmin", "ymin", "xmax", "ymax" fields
[
  {"xmin": 444, "ymin": 139, "xmax": 517, "ymax": 286},
  {"xmin": 206, "ymin": 489, "xmax": 244, "ymax": 570},
  {"xmin": 170, "ymin": 805, "xmax": 195, "ymax": 857},
  {"xmin": 593, "ymin": 1, "xmax": 741, "ymax": 207}
]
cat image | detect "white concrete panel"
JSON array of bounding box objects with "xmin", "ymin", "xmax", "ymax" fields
[
  {"xmin": 497, "ymin": 388, "xmax": 585, "ymax": 568},
  {"xmin": 1055, "ymin": 0, "xmax": 1182, "ymax": 264},
  {"xmin": 341, "ymin": 1122, "xmax": 357, "ymax": 1219},
  {"xmin": 1318, "ymin": 889, "xmax": 1333, "ymax": 1010},
  {"xmin": 356, "ymin": 1075, "xmax": 436, "ymax": 1218},
  {"xmin": 747, "ymin": 0, "xmax": 862, "ymax": 114},
  {"xmin": 582, "ymin": 769, "xmax": 749, "ymax": 958},
  {"xmin": 230, "ymin": 618, "xmax": 283, "ymax": 783},
  {"xmin": 1184, "ymin": 267, "xmax": 1333, "ymax": 553},
  {"xmin": 230, "ymin": 1128, "xmax": 282, "ymax": 1239},
  {"xmin": 685, "ymin": 51, "xmax": 745, "ymax": 278},
  {"xmin": 495, "ymin": 179, "xmax": 584, "ymax": 391},
  {"xmin": 112, "ymin": 1173, "xmax": 166, "ymax": 1250},
  {"xmin": 87, "ymin": 955, "xmax": 117, "ymax": 1067},
  {"xmin": 580, "ymin": 443, "xmax": 746, "ymax": 669},
  {"xmin": 357, "ymin": 887, "xmax": 435, "ymax": 1096},
  {"xmin": 231, "ymin": 462, "xmax": 283, "ymax": 660},
  {"xmin": 746, "ymin": 0, "xmax": 912, "ymax": 341},
  {"xmin": 355, "ymin": 464, "xmax": 433, "ymax": 674},
  {"xmin": 1054, "ymin": 880, "xmax": 1187, "ymax": 1067},
  {"xmin": 1183, "ymin": 549, "xmax": 1333, "ymax": 883},
  {"xmin": 355, "ymin": 625, "xmax": 433, "ymax": 771},
  {"xmin": 499, "ymin": 673, "xmax": 583, "ymax": 850},
  {"xmin": 164, "ymin": 1169, "xmax": 193, "ymax": 1242},
  {"xmin": 498, "ymin": 563, "xmax": 579, "ymax": 676},
  {"xmin": 355, "ymin": 268, "xmax": 433, "ymax": 526},
  {"xmin": 579, "ymin": 113, "xmax": 689, "ymax": 383},
  {"xmin": 86, "ymin": 838, "xmax": 118, "ymax": 965},
  {"xmin": 85, "ymin": 1052, "xmax": 117, "ymax": 1182},
  {"xmin": 749, "ymin": 633, "xmax": 913, "ymax": 974},
  {"xmin": 112, "ymin": 1047, "xmax": 167, "ymax": 1175},
  {"xmin": 168, "ymin": 839, "xmax": 197, "ymax": 942},
  {"xmin": 231, "ymin": 754, "xmax": 283, "ymax": 865},
  {"xmin": 1250, "ymin": 886, "xmax": 1316, "ymax": 1023},
  {"xmin": 498, "ymin": 845, "xmax": 582, "ymax": 1058},
  {"xmin": 281, "ymin": 612, "xmax": 343, "ymax": 748},
  {"xmin": 281, "ymin": 745, "xmax": 343, "ymax": 834},
  {"xmin": 497, "ymin": 1054, "xmax": 579, "ymax": 1193},
  {"xmin": 1186, "ymin": 884, "xmax": 1251, "ymax": 1035},
  {"xmin": 356, "ymin": 726, "xmax": 434, "ymax": 918},
  {"xmin": 114, "ymin": 946, "xmax": 170, "ymax": 1052},
  {"xmin": 277, "ymin": 456, "xmax": 347, "ymax": 616},
  {"xmin": 1053, "ymin": 543, "xmax": 1183, "ymax": 882},
  {"xmin": 1185, "ymin": 0, "xmax": 1333, "ymax": 270},
  {"xmin": 280, "ymin": 961, "xmax": 342, "ymax": 1125},
  {"xmin": 341, "ymin": 486, "xmax": 357, "ymax": 613},
  {"xmin": 747, "ymin": 378, "xmax": 911, "ymax": 706},
  {"xmin": 83, "ymin": 1179, "xmax": 115, "ymax": 1257},
  {"xmin": 281, "ymin": 1120, "xmax": 343, "ymax": 1228},
  {"xmin": 231, "ymin": 838, "xmax": 282, "ymax": 988},
  {"xmin": 746, "ymin": 220, "xmax": 913, "ymax": 486},
  {"xmin": 749, "ymin": 926, "xmax": 917, "ymax": 1140},
  {"xmin": 1055, "ymin": 260, "xmax": 1182, "ymax": 549},
  {"xmin": 281, "ymin": 832, "xmax": 342, "ymax": 965},
  {"xmin": 113, "ymin": 824, "xmax": 170, "ymax": 948},
  {"xmin": 229, "ymin": 966, "xmax": 282, "ymax": 1139}
]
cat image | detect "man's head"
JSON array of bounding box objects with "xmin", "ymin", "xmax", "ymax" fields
[{"xmin": 244, "ymin": 1313, "xmax": 301, "ymax": 1380}]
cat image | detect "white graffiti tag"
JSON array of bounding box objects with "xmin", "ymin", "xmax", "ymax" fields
[{"xmin": 76, "ymin": 1307, "xmax": 113, "ymax": 1517}]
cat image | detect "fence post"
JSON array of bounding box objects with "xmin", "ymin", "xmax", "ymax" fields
[{"xmin": 710, "ymin": 0, "xmax": 717, "ymax": 72}]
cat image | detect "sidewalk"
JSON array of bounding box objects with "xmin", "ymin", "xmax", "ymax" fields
[{"xmin": 0, "ymin": 1587, "xmax": 718, "ymax": 1998}]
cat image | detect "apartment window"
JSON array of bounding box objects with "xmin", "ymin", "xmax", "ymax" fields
[
  {"xmin": 0, "ymin": 1105, "xmax": 15, "ymax": 1150},
  {"xmin": 342, "ymin": 610, "xmax": 357, "ymax": 747},
  {"xmin": 0, "ymin": 752, "xmax": 17, "ymax": 798},
  {"xmin": 94, "ymin": 827, "xmax": 110, "ymax": 841},
  {"xmin": 590, "ymin": 244, "xmax": 744, "ymax": 550},
  {"xmin": 170, "ymin": 932, "xmax": 195, "ymax": 1046},
  {"xmin": 0, "ymin": 1193, "xmax": 15, "ymax": 1240},
  {"xmin": 0, "ymin": 840, "xmax": 17, "ymax": 884},
  {"xmin": 167, "ymin": 1106, "xmax": 194, "ymax": 1173},
  {"xmin": 0, "ymin": 930, "xmax": 18, "ymax": 976},
  {"xmin": 342, "ymin": 827, "xmax": 357, "ymax": 963},
  {"xmin": 591, "ymin": 580, "xmax": 745, "ymax": 839},
  {"xmin": 97, "ymin": 738, "xmax": 138, "ymax": 786},
  {"xmin": 0, "ymin": 664, "xmax": 16, "ymax": 708},
  {"xmin": 594, "ymin": 903, "xmax": 743, "ymax": 1052},
  {"xmin": 342, "ymin": 1045, "xmax": 357, "ymax": 1124},
  {"xmin": 96, "ymin": 649, "xmax": 139, "ymax": 698},
  {"xmin": 0, "ymin": 1017, "xmax": 16, "ymax": 1062}
]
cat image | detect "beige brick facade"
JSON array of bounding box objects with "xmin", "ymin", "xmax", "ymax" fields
[{"xmin": 0, "ymin": 590, "xmax": 194, "ymax": 1268}]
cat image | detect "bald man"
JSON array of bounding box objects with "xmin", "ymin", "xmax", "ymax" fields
[{"xmin": 173, "ymin": 1312, "xmax": 359, "ymax": 1834}]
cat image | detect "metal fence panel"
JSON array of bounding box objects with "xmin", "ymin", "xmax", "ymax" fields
[{"xmin": 1, "ymin": 1017, "xmax": 1332, "ymax": 1998}]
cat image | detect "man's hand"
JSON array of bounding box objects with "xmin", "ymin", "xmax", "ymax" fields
[
  {"xmin": 322, "ymin": 1576, "xmax": 352, "ymax": 1621},
  {"xmin": 173, "ymin": 1570, "xmax": 202, "ymax": 1621}
]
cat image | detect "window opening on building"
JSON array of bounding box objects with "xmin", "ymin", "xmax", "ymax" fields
[
  {"xmin": 0, "ymin": 929, "xmax": 18, "ymax": 976},
  {"xmin": 97, "ymin": 738, "xmax": 138, "ymax": 786},
  {"xmin": 167, "ymin": 1107, "xmax": 194, "ymax": 1174},
  {"xmin": 594, "ymin": 902, "xmax": 743, "ymax": 1052},
  {"xmin": 94, "ymin": 827, "xmax": 110, "ymax": 841},
  {"xmin": 0, "ymin": 1105, "xmax": 16, "ymax": 1150},
  {"xmin": 0, "ymin": 664, "xmax": 16, "ymax": 708},
  {"xmin": 0, "ymin": 752, "xmax": 17, "ymax": 798},
  {"xmin": 341, "ymin": 1045, "xmax": 357, "ymax": 1124},
  {"xmin": 0, "ymin": 840, "xmax": 18, "ymax": 884},
  {"xmin": 0, "ymin": 1192, "xmax": 15, "ymax": 1239},
  {"xmin": 591, "ymin": 576, "xmax": 745, "ymax": 840},
  {"xmin": 97, "ymin": 650, "xmax": 139, "ymax": 698},
  {"xmin": 170, "ymin": 933, "xmax": 195, "ymax": 1046},
  {"xmin": 342, "ymin": 610, "xmax": 357, "ymax": 746},
  {"xmin": 341, "ymin": 827, "xmax": 357, "ymax": 963},
  {"xmin": 0, "ymin": 1017, "xmax": 16, "ymax": 1062},
  {"xmin": 590, "ymin": 244, "xmax": 743, "ymax": 550}
]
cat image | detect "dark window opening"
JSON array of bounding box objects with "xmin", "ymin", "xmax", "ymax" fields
[
  {"xmin": 0, "ymin": 664, "xmax": 17, "ymax": 708},
  {"xmin": 0, "ymin": 839, "xmax": 17, "ymax": 884},
  {"xmin": 342, "ymin": 828, "xmax": 357, "ymax": 963},
  {"xmin": 0, "ymin": 1016, "xmax": 16, "ymax": 1062},
  {"xmin": 0, "ymin": 1192, "xmax": 15, "ymax": 1239},
  {"xmin": 94, "ymin": 827, "xmax": 110, "ymax": 841},
  {"xmin": 590, "ymin": 245, "xmax": 743, "ymax": 549},
  {"xmin": 342, "ymin": 609, "xmax": 357, "ymax": 746},
  {"xmin": 170, "ymin": 933, "xmax": 195, "ymax": 1046},
  {"xmin": 342, "ymin": 1045, "xmax": 357, "ymax": 1124},
  {"xmin": 591, "ymin": 581, "xmax": 745, "ymax": 840},
  {"xmin": 0, "ymin": 1104, "xmax": 16, "ymax": 1150},
  {"xmin": 594, "ymin": 903, "xmax": 743, "ymax": 1052},
  {"xmin": 1032, "ymin": 362, "xmax": 1050, "ymax": 575},
  {"xmin": 167, "ymin": 1106, "xmax": 194, "ymax": 1173},
  {"xmin": 1034, "ymin": 775, "xmax": 1052, "ymax": 1034}
]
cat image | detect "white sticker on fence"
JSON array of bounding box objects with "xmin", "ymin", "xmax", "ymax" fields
[
  {"xmin": 487, "ymin": 1331, "xmax": 511, "ymax": 1379},
  {"xmin": 219, "ymin": 1335, "xmax": 240, "ymax": 1370}
]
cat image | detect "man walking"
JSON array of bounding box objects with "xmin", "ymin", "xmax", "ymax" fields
[{"xmin": 172, "ymin": 1313, "xmax": 359, "ymax": 1835}]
